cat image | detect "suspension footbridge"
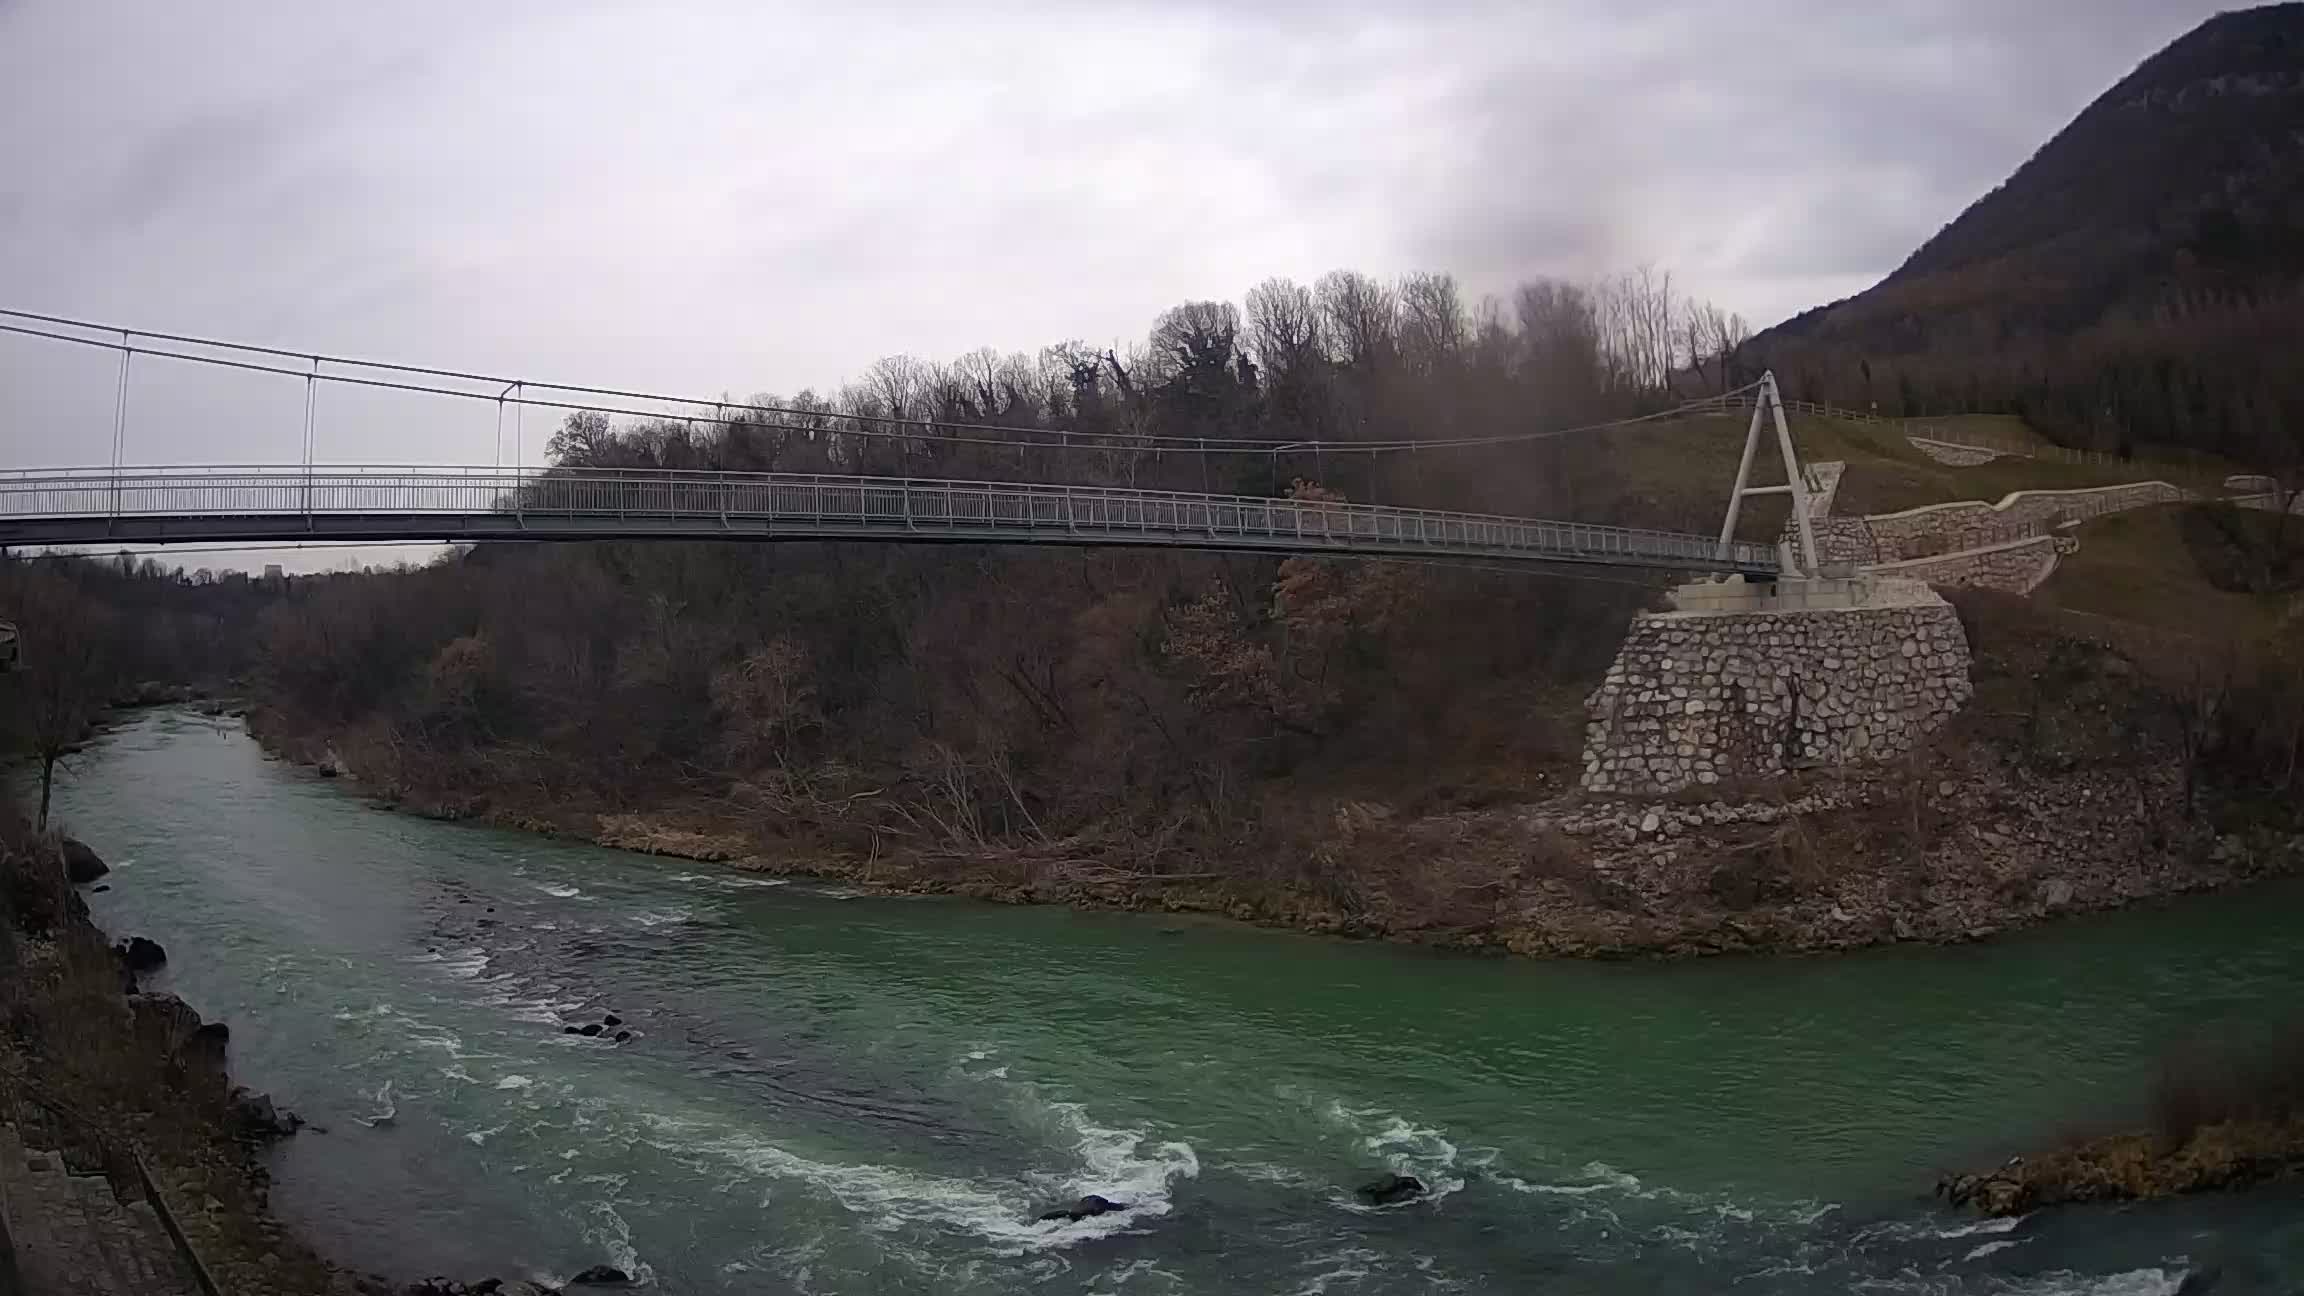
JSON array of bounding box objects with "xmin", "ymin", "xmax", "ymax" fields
[{"xmin": 0, "ymin": 310, "xmax": 1807, "ymax": 577}]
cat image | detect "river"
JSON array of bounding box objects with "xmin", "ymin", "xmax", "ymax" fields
[{"xmin": 59, "ymin": 710, "xmax": 2304, "ymax": 1293}]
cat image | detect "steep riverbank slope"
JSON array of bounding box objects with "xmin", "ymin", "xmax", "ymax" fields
[
  {"xmin": 0, "ymin": 816, "xmax": 579, "ymax": 1295},
  {"xmin": 0, "ymin": 819, "xmax": 356, "ymax": 1295}
]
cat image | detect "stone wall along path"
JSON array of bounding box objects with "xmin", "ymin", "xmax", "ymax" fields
[{"xmin": 0, "ymin": 1123, "xmax": 200, "ymax": 1296}]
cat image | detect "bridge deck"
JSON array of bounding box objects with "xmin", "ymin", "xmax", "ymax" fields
[{"xmin": 0, "ymin": 467, "xmax": 1780, "ymax": 575}]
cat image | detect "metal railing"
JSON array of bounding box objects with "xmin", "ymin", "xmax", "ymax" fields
[
  {"xmin": 0, "ymin": 464, "xmax": 1782, "ymax": 574},
  {"xmin": 1682, "ymin": 393, "xmax": 1887, "ymax": 424},
  {"xmin": 1904, "ymin": 423, "xmax": 2139, "ymax": 470}
]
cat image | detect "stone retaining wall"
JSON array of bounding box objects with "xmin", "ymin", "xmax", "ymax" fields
[
  {"xmin": 1807, "ymin": 517, "xmax": 1880, "ymax": 564},
  {"xmin": 1866, "ymin": 535, "xmax": 2075, "ymax": 596},
  {"xmin": 2233, "ymin": 491, "xmax": 2304, "ymax": 515},
  {"xmin": 1581, "ymin": 583, "xmax": 1973, "ymax": 796},
  {"xmin": 1804, "ymin": 461, "xmax": 1846, "ymax": 518},
  {"xmin": 1909, "ymin": 438, "xmax": 2005, "ymax": 466},
  {"xmin": 1863, "ymin": 481, "xmax": 2190, "ymax": 560}
]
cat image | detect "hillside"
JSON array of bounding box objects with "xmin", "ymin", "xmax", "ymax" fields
[{"xmin": 1749, "ymin": 3, "xmax": 2304, "ymax": 472}]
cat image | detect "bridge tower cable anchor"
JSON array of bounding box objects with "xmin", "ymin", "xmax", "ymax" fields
[
  {"xmin": 301, "ymin": 355, "xmax": 319, "ymax": 529},
  {"xmin": 1714, "ymin": 371, "xmax": 1819, "ymax": 577},
  {"xmin": 514, "ymin": 383, "xmax": 526, "ymax": 526},
  {"xmin": 108, "ymin": 331, "xmax": 132, "ymax": 529}
]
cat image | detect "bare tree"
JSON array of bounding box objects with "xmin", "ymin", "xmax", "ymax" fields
[
  {"xmin": 6, "ymin": 570, "xmax": 117, "ymax": 830},
  {"xmin": 1397, "ymin": 272, "xmax": 1469, "ymax": 377},
  {"xmin": 546, "ymin": 410, "xmax": 614, "ymax": 466},
  {"xmin": 1244, "ymin": 278, "xmax": 1323, "ymax": 384},
  {"xmin": 1515, "ymin": 278, "xmax": 1606, "ymax": 413},
  {"xmin": 1315, "ymin": 270, "xmax": 1398, "ymax": 371},
  {"xmin": 1589, "ymin": 266, "xmax": 1682, "ymax": 396},
  {"xmin": 1148, "ymin": 301, "xmax": 1244, "ymax": 384}
]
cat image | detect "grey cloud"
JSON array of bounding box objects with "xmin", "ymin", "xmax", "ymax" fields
[
  {"xmin": 1400, "ymin": 0, "xmax": 2230, "ymax": 318},
  {"xmin": 68, "ymin": 107, "xmax": 297, "ymax": 237}
]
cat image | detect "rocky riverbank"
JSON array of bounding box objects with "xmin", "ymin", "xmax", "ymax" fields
[
  {"xmin": 231, "ymin": 579, "xmax": 2302, "ymax": 962},
  {"xmin": 1939, "ymin": 1119, "xmax": 2304, "ymax": 1217},
  {"xmin": 0, "ymin": 823, "xmax": 618, "ymax": 1296},
  {"xmin": 245, "ymin": 691, "xmax": 2303, "ymax": 962},
  {"xmin": 1938, "ymin": 1017, "xmax": 2304, "ymax": 1219}
]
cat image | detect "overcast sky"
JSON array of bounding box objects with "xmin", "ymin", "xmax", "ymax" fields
[{"xmin": 0, "ymin": 0, "xmax": 2236, "ymax": 568}]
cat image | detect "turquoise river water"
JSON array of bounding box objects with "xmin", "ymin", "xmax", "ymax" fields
[{"xmin": 62, "ymin": 711, "xmax": 2304, "ymax": 1293}]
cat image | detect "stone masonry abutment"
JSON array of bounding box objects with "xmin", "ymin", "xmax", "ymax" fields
[{"xmin": 1581, "ymin": 578, "xmax": 1973, "ymax": 796}]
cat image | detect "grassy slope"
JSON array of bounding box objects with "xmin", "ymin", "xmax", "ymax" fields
[
  {"xmin": 1590, "ymin": 412, "xmax": 2225, "ymax": 540},
  {"xmin": 2040, "ymin": 505, "xmax": 2300, "ymax": 638},
  {"xmin": 1899, "ymin": 413, "xmax": 2059, "ymax": 451},
  {"xmin": 1595, "ymin": 407, "xmax": 2283, "ymax": 638}
]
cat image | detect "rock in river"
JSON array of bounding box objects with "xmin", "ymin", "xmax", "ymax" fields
[
  {"xmin": 231, "ymin": 1086, "xmax": 303, "ymax": 1138},
  {"xmin": 62, "ymin": 837, "xmax": 107, "ymax": 883},
  {"xmin": 569, "ymin": 1266, "xmax": 631, "ymax": 1286},
  {"xmin": 117, "ymin": 935, "xmax": 167, "ymax": 974},
  {"xmin": 1037, "ymin": 1194, "xmax": 1126, "ymax": 1223},
  {"xmin": 1358, "ymin": 1173, "xmax": 1426, "ymax": 1206}
]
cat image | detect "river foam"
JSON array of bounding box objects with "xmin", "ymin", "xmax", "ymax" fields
[{"xmin": 631, "ymin": 1099, "xmax": 1197, "ymax": 1259}]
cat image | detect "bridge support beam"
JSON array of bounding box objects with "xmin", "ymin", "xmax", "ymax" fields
[
  {"xmin": 1579, "ymin": 577, "xmax": 1973, "ymax": 797},
  {"xmin": 1718, "ymin": 372, "xmax": 1821, "ymax": 576}
]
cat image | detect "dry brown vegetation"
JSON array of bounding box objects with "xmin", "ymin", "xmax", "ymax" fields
[
  {"xmin": 243, "ymin": 265, "xmax": 1764, "ymax": 918},
  {"xmin": 1945, "ymin": 1024, "xmax": 2304, "ymax": 1216}
]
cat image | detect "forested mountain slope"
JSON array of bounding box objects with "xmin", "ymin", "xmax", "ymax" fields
[{"xmin": 1749, "ymin": 3, "xmax": 2304, "ymax": 474}]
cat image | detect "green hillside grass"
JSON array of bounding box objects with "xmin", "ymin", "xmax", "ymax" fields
[
  {"xmin": 1898, "ymin": 414, "xmax": 2058, "ymax": 451},
  {"xmin": 1586, "ymin": 412, "xmax": 2230, "ymax": 541},
  {"xmin": 2038, "ymin": 505, "xmax": 2297, "ymax": 637}
]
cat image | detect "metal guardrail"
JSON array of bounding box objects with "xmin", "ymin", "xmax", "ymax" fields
[
  {"xmin": 1905, "ymin": 424, "xmax": 2143, "ymax": 471},
  {"xmin": 1682, "ymin": 393, "xmax": 1886, "ymax": 424},
  {"xmin": 0, "ymin": 465, "xmax": 1783, "ymax": 574}
]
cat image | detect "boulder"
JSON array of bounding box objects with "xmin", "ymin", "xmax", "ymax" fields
[
  {"xmin": 230, "ymin": 1087, "xmax": 303, "ymax": 1138},
  {"xmin": 61, "ymin": 838, "xmax": 108, "ymax": 884},
  {"xmin": 579, "ymin": 1023, "xmax": 604, "ymax": 1037},
  {"xmin": 1357, "ymin": 1173, "xmax": 1426, "ymax": 1206},
  {"xmin": 570, "ymin": 1266, "xmax": 631, "ymax": 1286},
  {"xmin": 1935, "ymin": 1168, "xmax": 2025, "ymax": 1215},
  {"xmin": 1036, "ymin": 1194, "xmax": 1125, "ymax": 1223},
  {"xmin": 128, "ymin": 992, "xmax": 203, "ymax": 1046},
  {"xmin": 601, "ymin": 1014, "xmax": 622, "ymax": 1028},
  {"xmin": 184, "ymin": 1021, "xmax": 231, "ymax": 1074},
  {"xmin": 118, "ymin": 936, "xmax": 167, "ymax": 974},
  {"xmin": 613, "ymin": 1031, "xmax": 631, "ymax": 1043}
]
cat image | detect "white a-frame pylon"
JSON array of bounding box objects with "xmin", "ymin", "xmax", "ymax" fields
[{"xmin": 1716, "ymin": 371, "xmax": 1820, "ymax": 577}]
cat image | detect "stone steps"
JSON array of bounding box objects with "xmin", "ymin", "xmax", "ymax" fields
[{"xmin": 0, "ymin": 1122, "xmax": 200, "ymax": 1296}]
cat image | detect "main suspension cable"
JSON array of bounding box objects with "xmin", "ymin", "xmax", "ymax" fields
[{"xmin": 0, "ymin": 308, "xmax": 1763, "ymax": 459}]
